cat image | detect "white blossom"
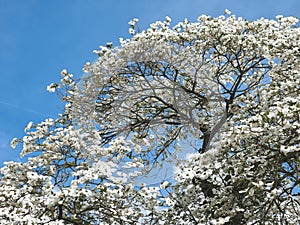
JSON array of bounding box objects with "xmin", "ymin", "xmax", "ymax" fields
[
  {"xmin": 46, "ymin": 83, "xmax": 57, "ymax": 93},
  {"xmin": 1, "ymin": 13, "xmax": 300, "ymax": 224},
  {"xmin": 10, "ymin": 137, "xmax": 19, "ymax": 149}
]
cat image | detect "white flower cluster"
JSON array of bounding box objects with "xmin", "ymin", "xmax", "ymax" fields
[{"xmin": 1, "ymin": 12, "xmax": 300, "ymax": 224}]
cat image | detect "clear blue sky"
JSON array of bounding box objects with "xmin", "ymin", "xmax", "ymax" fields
[{"xmin": 1, "ymin": 0, "xmax": 300, "ymax": 166}]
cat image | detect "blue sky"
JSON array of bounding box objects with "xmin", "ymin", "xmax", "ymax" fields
[{"xmin": 1, "ymin": 0, "xmax": 300, "ymax": 167}]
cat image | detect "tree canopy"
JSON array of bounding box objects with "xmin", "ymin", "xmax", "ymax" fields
[{"xmin": 1, "ymin": 12, "xmax": 300, "ymax": 224}]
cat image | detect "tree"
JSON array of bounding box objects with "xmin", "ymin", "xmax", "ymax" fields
[{"xmin": 1, "ymin": 12, "xmax": 299, "ymax": 224}]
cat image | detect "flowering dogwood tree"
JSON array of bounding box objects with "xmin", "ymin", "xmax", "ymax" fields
[{"xmin": 1, "ymin": 12, "xmax": 299, "ymax": 224}]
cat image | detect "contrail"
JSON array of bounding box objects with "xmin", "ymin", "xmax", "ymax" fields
[{"xmin": 0, "ymin": 100, "xmax": 53, "ymax": 117}]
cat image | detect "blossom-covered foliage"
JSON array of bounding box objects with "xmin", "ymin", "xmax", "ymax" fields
[{"xmin": 1, "ymin": 12, "xmax": 299, "ymax": 224}]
